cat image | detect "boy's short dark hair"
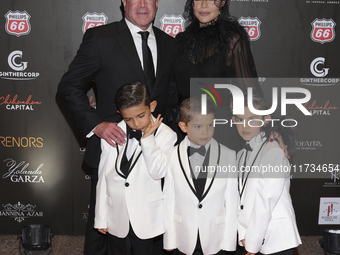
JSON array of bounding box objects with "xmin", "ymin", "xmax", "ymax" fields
[
  {"xmin": 115, "ymin": 81, "xmax": 151, "ymax": 111},
  {"xmin": 180, "ymin": 96, "xmax": 216, "ymax": 124}
]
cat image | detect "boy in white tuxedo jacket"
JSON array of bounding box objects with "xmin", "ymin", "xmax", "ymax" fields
[
  {"xmin": 94, "ymin": 82, "xmax": 177, "ymax": 255},
  {"xmin": 164, "ymin": 97, "xmax": 238, "ymax": 255},
  {"xmin": 233, "ymin": 96, "xmax": 301, "ymax": 255}
]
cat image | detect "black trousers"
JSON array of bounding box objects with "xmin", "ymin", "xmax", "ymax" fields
[
  {"xmin": 257, "ymin": 248, "xmax": 293, "ymax": 255},
  {"xmin": 107, "ymin": 224, "xmax": 155, "ymax": 255},
  {"xmin": 84, "ymin": 168, "xmax": 108, "ymax": 255}
]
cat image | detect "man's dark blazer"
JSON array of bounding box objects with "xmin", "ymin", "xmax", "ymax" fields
[{"xmin": 57, "ymin": 19, "xmax": 177, "ymax": 168}]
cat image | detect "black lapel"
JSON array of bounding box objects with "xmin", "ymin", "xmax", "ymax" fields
[
  {"xmin": 178, "ymin": 143, "xmax": 219, "ymax": 202},
  {"xmin": 237, "ymin": 141, "xmax": 267, "ymax": 201},
  {"xmin": 116, "ymin": 19, "xmax": 147, "ymax": 86}
]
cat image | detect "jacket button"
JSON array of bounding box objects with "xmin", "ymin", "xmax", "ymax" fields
[
  {"xmin": 240, "ymin": 205, "xmax": 244, "ymax": 210},
  {"xmin": 198, "ymin": 204, "xmax": 203, "ymax": 209},
  {"xmin": 125, "ymin": 182, "xmax": 129, "ymax": 187}
]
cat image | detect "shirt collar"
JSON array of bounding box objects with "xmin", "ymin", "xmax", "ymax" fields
[
  {"xmin": 125, "ymin": 18, "xmax": 154, "ymax": 37},
  {"xmin": 246, "ymin": 132, "xmax": 264, "ymax": 150}
]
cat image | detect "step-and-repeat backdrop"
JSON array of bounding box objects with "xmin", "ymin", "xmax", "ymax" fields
[{"xmin": 0, "ymin": 0, "xmax": 339, "ymax": 236}]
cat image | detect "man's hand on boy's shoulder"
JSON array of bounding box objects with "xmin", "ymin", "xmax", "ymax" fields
[
  {"xmin": 94, "ymin": 121, "xmax": 126, "ymax": 147},
  {"xmin": 143, "ymin": 114, "xmax": 163, "ymax": 139}
]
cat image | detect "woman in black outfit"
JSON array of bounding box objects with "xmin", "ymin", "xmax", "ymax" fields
[{"xmin": 174, "ymin": 0, "xmax": 263, "ymax": 151}]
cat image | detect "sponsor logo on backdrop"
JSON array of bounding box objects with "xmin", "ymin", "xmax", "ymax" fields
[
  {"xmin": 160, "ymin": 14, "xmax": 185, "ymax": 38},
  {"xmin": 0, "ymin": 137, "xmax": 43, "ymax": 148},
  {"xmin": 82, "ymin": 204, "xmax": 90, "ymax": 222},
  {"xmin": 0, "ymin": 50, "xmax": 40, "ymax": 80},
  {"xmin": 311, "ymin": 18, "xmax": 336, "ymax": 44},
  {"xmin": 323, "ymin": 166, "xmax": 340, "ymax": 187},
  {"xmin": 82, "ymin": 12, "xmax": 108, "ymax": 33},
  {"xmin": 4, "ymin": 10, "xmax": 31, "ymax": 37},
  {"xmin": 300, "ymin": 57, "xmax": 340, "ymax": 86},
  {"xmin": 231, "ymin": 0, "xmax": 270, "ymax": 2},
  {"xmin": 238, "ymin": 17, "xmax": 261, "ymax": 41},
  {"xmin": 299, "ymin": 99, "xmax": 338, "ymax": 115},
  {"xmin": 318, "ymin": 198, "xmax": 340, "ymax": 224},
  {"xmin": 0, "ymin": 94, "xmax": 42, "ymax": 110},
  {"xmin": 295, "ymin": 140, "xmax": 323, "ymax": 150},
  {"xmin": 2, "ymin": 158, "xmax": 45, "ymax": 183},
  {"xmin": 306, "ymin": 1, "xmax": 340, "ymax": 4},
  {"xmin": 0, "ymin": 202, "xmax": 43, "ymax": 223}
]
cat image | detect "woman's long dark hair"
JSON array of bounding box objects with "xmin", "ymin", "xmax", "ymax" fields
[{"xmin": 177, "ymin": 0, "xmax": 248, "ymax": 64}]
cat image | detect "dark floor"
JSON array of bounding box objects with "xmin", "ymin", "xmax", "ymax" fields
[{"xmin": 0, "ymin": 235, "xmax": 325, "ymax": 255}]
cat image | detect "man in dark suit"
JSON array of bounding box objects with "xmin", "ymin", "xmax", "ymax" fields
[{"xmin": 57, "ymin": 0, "xmax": 177, "ymax": 254}]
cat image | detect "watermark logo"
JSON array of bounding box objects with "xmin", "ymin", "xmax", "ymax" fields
[
  {"xmin": 82, "ymin": 12, "xmax": 108, "ymax": 33},
  {"xmin": 238, "ymin": 17, "xmax": 261, "ymax": 41},
  {"xmin": 5, "ymin": 10, "xmax": 31, "ymax": 37},
  {"xmin": 311, "ymin": 18, "xmax": 336, "ymax": 44},
  {"xmin": 201, "ymin": 84, "xmax": 311, "ymax": 116}
]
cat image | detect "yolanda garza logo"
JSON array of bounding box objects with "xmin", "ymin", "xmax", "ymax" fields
[
  {"xmin": 0, "ymin": 202, "xmax": 43, "ymax": 223},
  {"xmin": 4, "ymin": 10, "xmax": 31, "ymax": 37},
  {"xmin": 2, "ymin": 158, "xmax": 45, "ymax": 183},
  {"xmin": 0, "ymin": 94, "xmax": 42, "ymax": 110},
  {"xmin": 199, "ymin": 83, "xmax": 312, "ymax": 128},
  {"xmin": 0, "ymin": 50, "xmax": 40, "ymax": 80},
  {"xmin": 238, "ymin": 17, "xmax": 261, "ymax": 41},
  {"xmin": 82, "ymin": 12, "xmax": 108, "ymax": 33},
  {"xmin": 160, "ymin": 14, "xmax": 185, "ymax": 38},
  {"xmin": 300, "ymin": 57, "xmax": 340, "ymax": 86},
  {"xmin": 311, "ymin": 18, "xmax": 336, "ymax": 44}
]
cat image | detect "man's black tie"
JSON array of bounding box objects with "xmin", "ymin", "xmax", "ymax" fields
[
  {"xmin": 138, "ymin": 31, "xmax": 155, "ymax": 93},
  {"xmin": 188, "ymin": 146, "xmax": 206, "ymax": 157}
]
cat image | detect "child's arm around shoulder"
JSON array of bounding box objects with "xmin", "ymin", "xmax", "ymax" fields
[{"xmin": 141, "ymin": 115, "xmax": 177, "ymax": 179}]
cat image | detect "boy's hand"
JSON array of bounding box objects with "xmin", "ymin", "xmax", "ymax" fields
[
  {"xmin": 143, "ymin": 114, "xmax": 163, "ymax": 138},
  {"xmin": 97, "ymin": 228, "xmax": 108, "ymax": 235},
  {"xmin": 241, "ymin": 239, "xmax": 256, "ymax": 255}
]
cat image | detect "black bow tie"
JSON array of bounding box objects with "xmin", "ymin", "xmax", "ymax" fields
[
  {"xmin": 244, "ymin": 143, "xmax": 253, "ymax": 151},
  {"xmin": 129, "ymin": 129, "xmax": 142, "ymax": 142},
  {"xmin": 188, "ymin": 146, "xmax": 206, "ymax": 157}
]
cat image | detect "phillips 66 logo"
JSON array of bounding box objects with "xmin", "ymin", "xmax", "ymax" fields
[
  {"xmin": 238, "ymin": 17, "xmax": 261, "ymax": 41},
  {"xmin": 160, "ymin": 14, "xmax": 185, "ymax": 38},
  {"xmin": 311, "ymin": 18, "xmax": 336, "ymax": 44},
  {"xmin": 82, "ymin": 12, "xmax": 108, "ymax": 34},
  {"xmin": 4, "ymin": 10, "xmax": 31, "ymax": 37}
]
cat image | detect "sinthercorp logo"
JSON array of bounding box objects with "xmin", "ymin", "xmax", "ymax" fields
[{"xmin": 0, "ymin": 50, "xmax": 40, "ymax": 80}]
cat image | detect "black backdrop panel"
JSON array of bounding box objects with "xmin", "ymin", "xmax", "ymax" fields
[{"xmin": 0, "ymin": 0, "xmax": 339, "ymax": 235}]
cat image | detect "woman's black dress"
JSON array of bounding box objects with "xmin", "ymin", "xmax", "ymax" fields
[{"xmin": 173, "ymin": 19, "xmax": 263, "ymax": 151}]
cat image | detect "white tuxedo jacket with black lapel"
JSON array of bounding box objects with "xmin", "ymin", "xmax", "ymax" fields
[
  {"xmin": 164, "ymin": 137, "xmax": 238, "ymax": 254},
  {"xmin": 94, "ymin": 118, "xmax": 177, "ymax": 239},
  {"xmin": 237, "ymin": 134, "xmax": 301, "ymax": 254}
]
